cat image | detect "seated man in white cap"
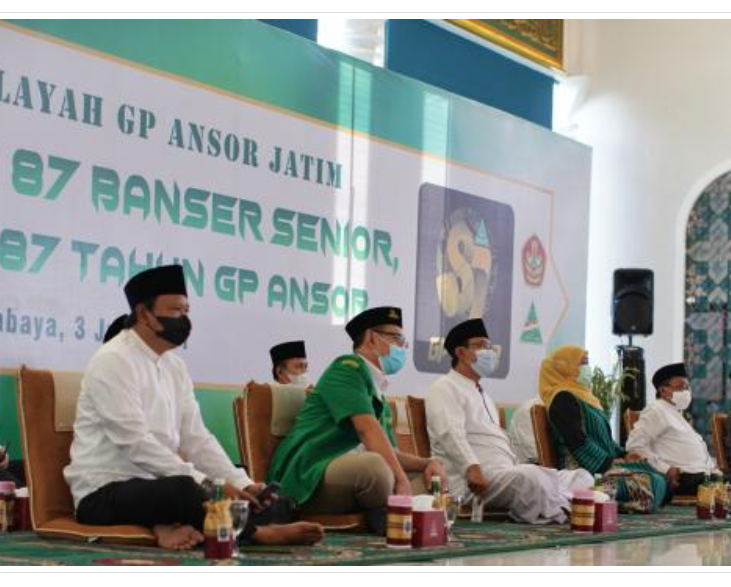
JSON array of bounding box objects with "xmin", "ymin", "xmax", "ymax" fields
[
  {"xmin": 425, "ymin": 318, "xmax": 593, "ymax": 524},
  {"xmin": 627, "ymin": 362, "xmax": 721, "ymax": 495},
  {"xmin": 270, "ymin": 340, "xmax": 310, "ymax": 387},
  {"xmin": 268, "ymin": 306, "xmax": 447, "ymax": 531},
  {"xmin": 65, "ymin": 265, "xmax": 324, "ymax": 550}
]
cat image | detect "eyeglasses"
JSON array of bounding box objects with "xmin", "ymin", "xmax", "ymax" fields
[
  {"xmin": 665, "ymin": 385, "xmax": 690, "ymax": 393},
  {"xmin": 373, "ymin": 330, "xmax": 409, "ymax": 349},
  {"xmin": 467, "ymin": 341, "xmax": 493, "ymax": 351}
]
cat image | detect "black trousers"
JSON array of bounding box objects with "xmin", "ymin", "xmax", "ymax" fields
[
  {"xmin": 675, "ymin": 473, "xmax": 706, "ymax": 496},
  {"xmin": 76, "ymin": 476, "xmax": 258, "ymax": 542},
  {"xmin": 673, "ymin": 472, "xmax": 731, "ymax": 496},
  {"xmin": 77, "ymin": 476, "xmax": 209, "ymax": 529}
]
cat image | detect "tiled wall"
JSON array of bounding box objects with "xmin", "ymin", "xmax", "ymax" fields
[{"xmin": 684, "ymin": 171, "xmax": 731, "ymax": 449}]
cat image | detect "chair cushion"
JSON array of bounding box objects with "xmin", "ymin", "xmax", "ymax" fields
[
  {"xmin": 530, "ymin": 404, "xmax": 558, "ymax": 468},
  {"xmin": 270, "ymin": 383, "xmax": 307, "ymax": 437},
  {"xmin": 712, "ymin": 414, "xmax": 728, "ymax": 473},
  {"xmin": 18, "ymin": 367, "xmax": 76, "ymax": 528},
  {"xmin": 52, "ymin": 371, "xmax": 84, "ymax": 432},
  {"xmin": 19, "ymin": 366, "xmax": 157, "ymax": 548},
  {"xmin": 406, "ymin": 396, "xmax": 431, "ymax": 458},
  {"xmin": 388, "ymin": 396, "xmax": 416, "ymax": 454},
  {"xmin": 390, "ymin": 398, "xmax": 411, "ymax": 436},
  {"xmin": 37, "ymin": 517, "xmax": 155, "ymax": 545},
  {"xmin": 241, "ymin": 383, "xmax": 280, "ymax": 482}
]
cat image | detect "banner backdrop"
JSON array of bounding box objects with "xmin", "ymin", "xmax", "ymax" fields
[{"xmin": 0, "ymin": 20, "xmax": 592, "ymax": 402}]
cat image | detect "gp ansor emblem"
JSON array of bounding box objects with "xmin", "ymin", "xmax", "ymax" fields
[{"xmin": 414, "ymin": 183, "xmax": 514, "ymax": 377}]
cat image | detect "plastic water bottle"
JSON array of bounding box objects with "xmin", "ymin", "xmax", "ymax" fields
[{"xmin": 470, "ymin": 496, "xmax": 485, "ymax": 523}]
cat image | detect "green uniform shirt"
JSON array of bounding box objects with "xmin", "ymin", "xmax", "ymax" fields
[{"xmin": 266, "ymin": 353, "xmax": 397, "ymax": 506}]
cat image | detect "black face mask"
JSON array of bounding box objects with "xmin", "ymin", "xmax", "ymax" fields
[{"xmin": 153, "ymin": 314, "xmax": 192, "ymax": 347}]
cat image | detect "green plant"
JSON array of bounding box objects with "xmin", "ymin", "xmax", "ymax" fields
[{"xmin": 590, "ymin": 363, "xmax": 636, "ymax": 417}]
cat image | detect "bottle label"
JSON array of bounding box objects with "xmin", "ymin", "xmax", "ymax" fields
[
  {"xmin": 386, "ymin": 512, "xmax": 413, "ymax": 543},
  {"xmin": 217, "ymin": 524, "xmax": 232, "ymax": 542}
]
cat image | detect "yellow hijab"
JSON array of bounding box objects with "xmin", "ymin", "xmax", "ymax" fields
[{"xmin": 539, "ymin": 345, "xmax": 603, "ymax": 411}]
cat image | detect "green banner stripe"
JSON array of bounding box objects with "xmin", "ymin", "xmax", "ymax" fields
[{"xmin": 4, "ymin": 19, "xmax": 571, "ymax": 179}]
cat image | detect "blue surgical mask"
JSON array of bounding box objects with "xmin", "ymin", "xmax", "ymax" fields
[
  {"xmin": 378, "ymin": 341, "xmax": 407, "ymax": 375},
  {"xmin": 578, "ymin": 365, "xmax": 592, "ymax": 388},
  {"xmin": 473, "ymin": 349, "xmax": 498, "ymax": 378}
]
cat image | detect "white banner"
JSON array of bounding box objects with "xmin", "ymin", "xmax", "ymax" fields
[{"xmin": 0, "ymin": 23, "xmax": 591, "ymax": 402}]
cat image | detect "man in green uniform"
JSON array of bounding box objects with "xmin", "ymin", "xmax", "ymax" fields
[{"xmin": 267, "ymin": 306, "xmax": 446, "ymax": 528}]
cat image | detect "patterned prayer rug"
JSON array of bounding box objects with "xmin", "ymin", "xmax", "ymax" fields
[{"xmin": 1, "ymin": 507, "xmax": 730, "ymax": 566}]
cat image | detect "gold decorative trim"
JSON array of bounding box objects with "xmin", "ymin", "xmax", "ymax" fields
[{"xmin": 448, "ymin": 19, "xmax": 564, "ymax": 71}]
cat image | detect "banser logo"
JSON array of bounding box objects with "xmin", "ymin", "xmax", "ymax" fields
[{"xmin": 413, "ymin": 184, "xmax": 514, "ymax": 377}]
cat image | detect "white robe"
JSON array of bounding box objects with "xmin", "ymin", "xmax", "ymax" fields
[
  {"xmin": 627, "ymin": 399, "xmax": 718, "ymax": 475},
  {"xmin": 425, "ymin": 370, "xmax": 592, "ymax": 524},
  {"xmin": 64, "ymin": 329, "xmax": 252, "ymax": 507}
]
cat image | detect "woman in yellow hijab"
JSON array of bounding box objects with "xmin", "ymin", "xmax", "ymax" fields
[
  {"xmin": 539, "ymin": 345, "xmax": 602, "ymax": 412},
  {"xmin": 539, "ymin": 345, "xmax": 668, "ymax": 513}
]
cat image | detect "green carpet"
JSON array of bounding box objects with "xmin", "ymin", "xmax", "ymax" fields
[{"xmin": 1, "ymin": 507, "xmax": 730, "ymax": 566}]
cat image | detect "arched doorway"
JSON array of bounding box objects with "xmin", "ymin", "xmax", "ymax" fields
[{"xmin": 684, "ymin": 170, "xmax": 731, "ymax": 448}]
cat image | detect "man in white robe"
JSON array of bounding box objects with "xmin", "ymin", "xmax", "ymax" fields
[
  {"xmin": 65, "ymin": 265, "xmax": 323, "ymax": 549},
  {"xmin": 426, "ymin": 319, "xmax": 592, "ymax": 524},
  {"xmin": 627, "ymin": 362, "xmax": 721, "ymax": 495}
]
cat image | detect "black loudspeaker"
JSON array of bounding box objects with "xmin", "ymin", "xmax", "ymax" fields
[{"xmin": 612, "ymin": 269, "xmax": 654, "ymax": 336}]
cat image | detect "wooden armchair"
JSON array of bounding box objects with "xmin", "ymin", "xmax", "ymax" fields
[{"xmin": 17, "ymin": 367, "xmax": 155, "ymax": 545}]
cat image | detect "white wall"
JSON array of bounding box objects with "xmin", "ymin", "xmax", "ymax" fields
[{"xmin": 560, "ymin": 19, "xmax": 731, "ymax": 381}]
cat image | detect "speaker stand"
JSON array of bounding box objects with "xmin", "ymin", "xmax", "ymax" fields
[{"xmin": 617, "ymin": 343, "xmax": 646, "ymax": 446}]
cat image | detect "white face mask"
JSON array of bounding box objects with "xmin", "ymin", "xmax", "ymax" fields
[
  {"xmin": 288, "ymin": 373, "xmax": 309, "ymax": 387},
  {"xmin": 473, "ymin": 349, "xmax": 499, "ymax": 378},
  {"xmin": 577, "ymin": 365, "xmax": 592, "ymax": 388},
  {"xmin": 671, "ymin": 389, "xmax": 692, "ymax": 411}
]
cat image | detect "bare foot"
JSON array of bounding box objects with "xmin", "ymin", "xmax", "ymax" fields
[
  {"xmin": 253, "ymin": 522, "xmax": 325, "ymax": 546},
  {"xmin": 153, "ymin": 524, "xmax": 204, "ymax": 550}
]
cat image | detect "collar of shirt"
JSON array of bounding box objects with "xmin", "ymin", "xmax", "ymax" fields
[
  {"xmin": 657, "ymin": 397, "xmax": 690, "ymax": 422},
  {"xmin": 357, "ymin": 352, "xmax": 388, "ymax": 398},
  {"xmin": 447, "ymin": 368, "xmax": 482, "ymax": 392},
  {"xmin": 447, "ymin": 369, "xmax": 501, "ymax": 426},
  {"xmin": 127, "ymin": 328, "xmax": 166, "ymax": 366}
]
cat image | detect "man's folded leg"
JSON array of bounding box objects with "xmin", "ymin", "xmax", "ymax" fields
[
  {"xmin": 301, "ymin": 452, "xmax": 396, "ymax": 514},
  {"xmin": 76, "ymin": 475, "xmax": 208, "ymax": 529}
]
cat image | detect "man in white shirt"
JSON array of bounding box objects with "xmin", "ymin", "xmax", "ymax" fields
[
  {"xmin": 65, "ymin": 265, "xmax": 323, "ymax": 550},
  {"xmin": 270, "ymin": 340, "xmax": 310, "ymax": 386},
  {"xmin": 627, "ymin": 363, "xmax": 721, "ymax": 495},
  {"xmin": 425, "ymin": 319, "xmax": 592, "ymax": 524}
]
